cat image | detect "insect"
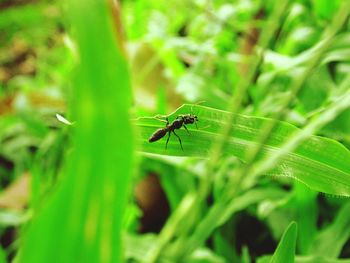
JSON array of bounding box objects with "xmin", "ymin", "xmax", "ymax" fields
[{"xmin": 148, "ymin": 114, "xmax": 198, "ymax": 150}]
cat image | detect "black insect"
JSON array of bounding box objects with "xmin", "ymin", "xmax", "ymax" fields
[{"xmin": 148, "ymin": 114, "xmax": 198, "ymax": 150}]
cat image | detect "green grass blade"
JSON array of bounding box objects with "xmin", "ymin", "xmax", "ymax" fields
[
  {"xmin": 260, "ymin": 255, "xmax": 350, "ymax": 263},
  {"xmin": 175, "ymin": 187, "xmax": 287, "ymax": 262},
  {"xmin": 217, "ymin": 187, "xmax": 286, "ymax": 226},
  {"xmin": 136, "ymin": 104, "xmax": 350, "ymax": 196},
  {"xmin": 0, "ymin": 245, "xmax": 6, "ymax": 263},
  {"xmin": 309, "ymin": 202, "xmax": 350, "ymax": 258},
  {"xmin": 295, "ymin": 255, "xmax": 350, "ymax": 263},
  {"xmin": 294, "ymin": 183, "xmax": 317, "ymax": 254},
  {"xmin": 17, "ymin": 0, "xmax": 134, "ymax": 262},
  {"xmin": 270, "ymin": 222, "xmax": 297, "ymax": 263}
]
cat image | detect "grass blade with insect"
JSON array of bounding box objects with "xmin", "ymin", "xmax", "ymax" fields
[{"xmin": 135, "ymin": 104, "xmax": 350, "ymax": 196}]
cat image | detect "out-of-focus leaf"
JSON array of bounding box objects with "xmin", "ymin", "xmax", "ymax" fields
[
  {"xmin": 270, "ymin": 222, "xmax": 297, "ymax": 263},
  {"xmin": 218, "ymin": 187, "xmax": 286, "ymax": 226},
  {"xmin": 309, "ymin": 201, "xmax": 350, "ymax": 258},
  {"xmin": 293, "ymin": 182, "xmax": 317, "ymax": 254},
  {"xmin": 0, "ymin": 173, "xmax": 30, "ymax": 210},
  {"xmin": 124, "ymin": 233, "xmax": 157, "ymax": 261},
  {"xmin": 188, "ymin": 248, "xmax": 226, "ymax": 263},
  {"xmin": 213, "ymin": 229, "xmax": 241, "ymax": 263},
  {"xmin": 0, "ymin": 245, "xmax": 6, "ymax": 263},
  {"xmin": 125, "ymin": 234, "xmax": 226, "ymax": 263},
  {"xmin": 241, "ymin": 246, "xmax": 251, "ymax": 263},
  {"xmin": 322, "ymin": 108, "xmax": 350, "ymax": 143},
  {"xmin": 259, "ymin": 255, "xmax": 350, "ymax": 263},
  {"xmin": 0, "ymin": 210, "xmax": 30, "ymax": 227},
  {"xmin": 296, "ymin": 255, "xmax": 350, "ymax": 263},
  {"xmin": 17, "ymin": 1, "xmax": 134, "ymax": 262},
  {"xmin": 312, "ymin": 0, "xmax": 340, "ymax": 20}
]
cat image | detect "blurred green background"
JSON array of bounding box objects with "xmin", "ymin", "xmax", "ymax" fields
[{"xmin": 1, "ymin": 0, "xmax": 350, "ymax": 262}]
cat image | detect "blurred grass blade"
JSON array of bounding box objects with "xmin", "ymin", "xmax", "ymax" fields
[
  {"xmin": 259, "ymin": 254, "xmax": 350, "ymax": 263},
  {"xmin": 18, "ymin": 0, "xmax": 134, "ymax": 262},
  {"xmin": 136, "ymin": 104, "xmax": 350, "ymax": 196},
  {"xmin": 177, "ymin": 187, "xmax": 287, "ymax": 261},
  {"xmin": 293, "ymin": 183, "xmax": 317, "ymax": 254},
  {"xmin": 241, "ymin": 246, "xmax": 251, "ymax": 263},
  {"xmin": 270, "ymin": 222, "xmax": 297, "ymax": 263},
  {"xmin": 295, "ymin": 255, "xmax": 350, "ymax": 263},
  {"xmin": 0, "ymin": 245, "xmax": 6, "ymax": 263},
  {"xmin": 218, "ymin": 187, "xmax": 286, "ymax": 226},
  {"xmin": 309, "ymin": 201, "xmax": 350, "ymax": 258}
]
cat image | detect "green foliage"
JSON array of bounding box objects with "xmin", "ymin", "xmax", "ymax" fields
[
  {"xmin": 309, "ymin": 201, "xmax": 350, "ymax": 258},
  {"xmin": 270, "ymin": 222, "xmax": 297, "ymax": 263},
  {"xmin": 137, "ymin": 104, "xmax": 350, "ymax": 196},
  {"xmin": 0, "ymin": 246, "xmax": 6, "ymax": 263},
  {"xmin": 1, "ymin": 0, "xmax": 350, "ymax": 262},
  {"xmin": 15, "ymin": 0, "xmax": 134, "ymax": 262}
]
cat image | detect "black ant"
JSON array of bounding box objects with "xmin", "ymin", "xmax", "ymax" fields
[{"xmin": 148, "ymin": 114, "xmax": 198, "ymax": 151}]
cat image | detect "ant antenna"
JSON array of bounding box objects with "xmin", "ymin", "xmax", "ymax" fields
[
  {"xmin": 195, "ymin": 100, "xmax": 206, "ymax": 105},
  {"xmin": 191, "ymin": 105, "xmax": 199, "ymax": 130},
  {"xmin": 153, "ymin": 114, "xmax": 168, "ymax": 124},
  {"xmin": 192, "ymin": 101, "xmax": 210, "ymax": 130},
  {"xmin": 190, "ymin": 100, "xmax": 206, "ymax": 116},
  {"xmin": 192, "ymin": 100, "xmax": 206, "ymax": 111}
]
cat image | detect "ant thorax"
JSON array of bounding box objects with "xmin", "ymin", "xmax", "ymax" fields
[{"xmin": 172, "ymin": 118, "xmax": 183, "ymax": 129}]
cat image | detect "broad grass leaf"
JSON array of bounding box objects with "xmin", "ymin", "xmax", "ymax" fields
[{"xmin": 136, "ymin": 104, "xmax": 350, "ymax": 196}]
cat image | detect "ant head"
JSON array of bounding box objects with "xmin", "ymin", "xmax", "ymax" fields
[
  {"xmin": 182, "ymin": 114, "xmax": 198, "ymax": 129},
  {"xmin": 181, "ymin": 113, "xmax": 197, "ymax": 124}
]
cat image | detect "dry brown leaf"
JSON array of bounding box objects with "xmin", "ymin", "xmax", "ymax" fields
[{"xmin": 0, "ymin": 173, "xmax": 30, "ymax": 210}]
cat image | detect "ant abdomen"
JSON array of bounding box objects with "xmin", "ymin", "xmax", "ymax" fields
[{"xmin": 149, "ymin": 128, "xmax": 168, "ymax": 142}]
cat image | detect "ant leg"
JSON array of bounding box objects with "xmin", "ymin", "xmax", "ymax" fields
[
  {"xmin": 165, "ymin": 130, "xmax": 171, "ymax": 149},
  {"xmin": 172, "ymin": 131, "xmax": 183, "ymax": 151},
  {"xmin": 154, "ymin": 115, "xmax": 169, "ymax": 124},
  {"xmin": 160, "ymin": 117, "xmax": 169, "ymax": 128},
  {"xmin": 195, "ymin": 121, "xmax": 198, "ymax": 129},
  {"xmin": 183, "ymin": 124, "xmax": 190, "ymax": 135},
  {"xmin": 155, "ymin": 114, "xmax": 168, "ymax": 119}
]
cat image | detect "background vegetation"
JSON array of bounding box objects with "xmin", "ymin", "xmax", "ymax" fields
[{"xmin": 1, "ymin": 0, "xmax": 350, "ymax": 262}]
